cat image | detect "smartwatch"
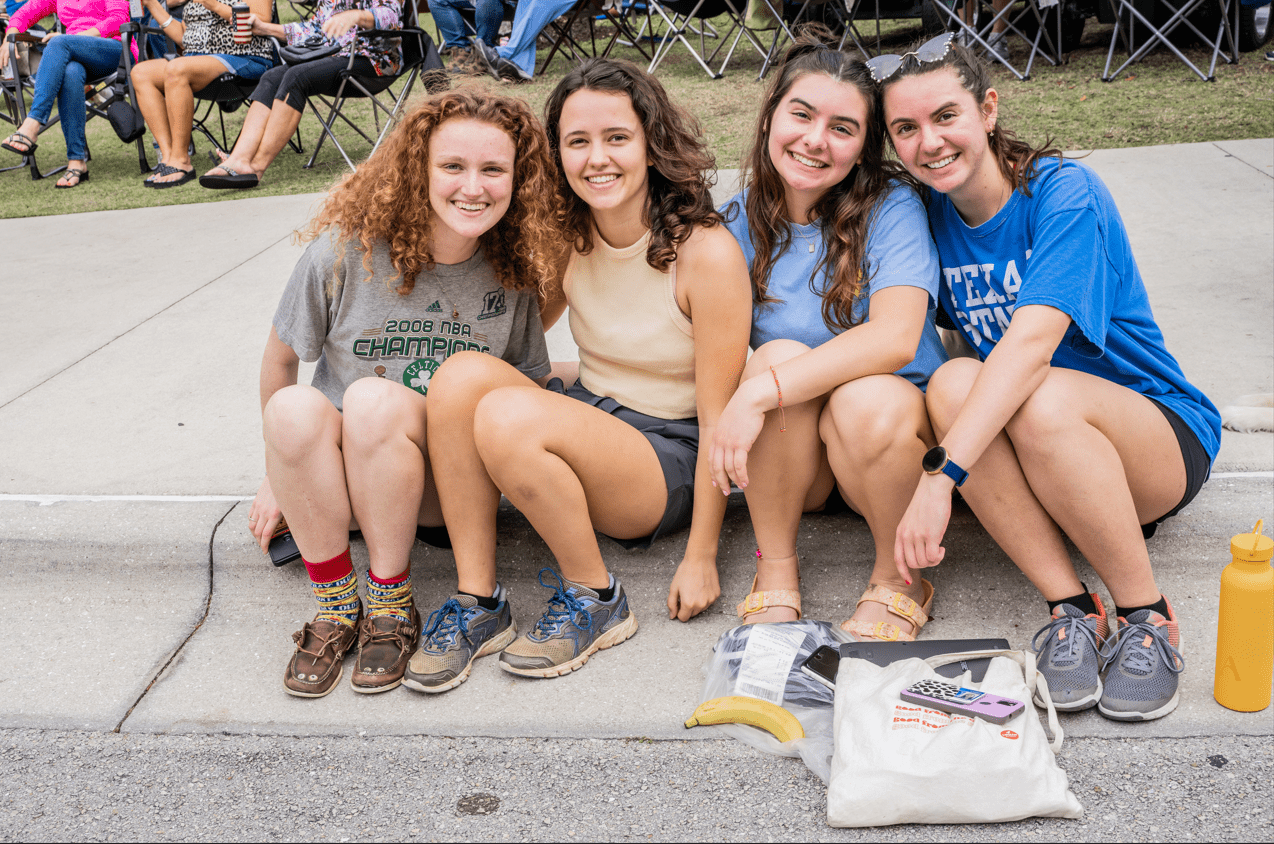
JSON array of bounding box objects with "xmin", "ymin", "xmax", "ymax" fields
[{"xmin": 922, "ymin": 446, "xmax": 968, "ymax": 487}]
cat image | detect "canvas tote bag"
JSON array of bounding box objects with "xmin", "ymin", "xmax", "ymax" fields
[{"xmin": 827, "ymin": 649, "xmax": 1083, "ymax": 827}]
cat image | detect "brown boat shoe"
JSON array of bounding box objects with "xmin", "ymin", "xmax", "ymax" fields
[
  {"xmin": 350, "ymin": 602, "xmax": 421, "ymax": 694},
  {"xmin": 284, "ymin": 606, "xmax": 363, "ymax": 698}
]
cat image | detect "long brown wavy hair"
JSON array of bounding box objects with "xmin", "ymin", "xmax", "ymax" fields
[
  {"xmin": 740, "ymin": 28, "xmax": 912, "ymax": 332},
  {"xmin": 299, "ymin": 89, "xmax": 561, "ymax": 296},
  {"xmin": 543, "ymin": 58, "xmax": 720, "ymax": 272},
  {"xmin": 878, "ymin": 39, "xmax": 1065, "ymax": 196}
]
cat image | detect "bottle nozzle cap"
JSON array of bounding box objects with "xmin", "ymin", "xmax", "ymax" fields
[{"xmin": 1231, "ymin": 519, "xmax": 1274, "ymax": 563}]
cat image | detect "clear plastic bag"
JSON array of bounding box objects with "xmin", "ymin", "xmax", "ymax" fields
[{"xmin": 696, "ymin": 620, "xmax": 849, "ymax": 783}]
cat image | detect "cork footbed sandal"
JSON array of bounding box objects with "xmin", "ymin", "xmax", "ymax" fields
[
  {"xmin": 840, "ymin": 579, "xmax": 934, "ymax": 641},
  {"xmin": 736, "ymin": 574, "xmax": 802, "ymax": 621}
]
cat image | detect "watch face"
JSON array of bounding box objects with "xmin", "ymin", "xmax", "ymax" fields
[{"xmin": 922, "ymin": 446, "xmax": 946, "ymax": 474}]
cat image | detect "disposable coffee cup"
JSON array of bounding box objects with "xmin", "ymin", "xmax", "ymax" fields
[{"xmin": 232, "ymin": 3, "xmax": 251, "ymax": 45}]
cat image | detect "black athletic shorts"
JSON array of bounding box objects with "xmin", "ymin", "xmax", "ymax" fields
[
  {"xmin": 546, "ymin": 378, "xmax": 698, "ymax": 549},
  {"xmin": 1141, "ymin": 398, "xmax": 1211, "ymax": 539}
]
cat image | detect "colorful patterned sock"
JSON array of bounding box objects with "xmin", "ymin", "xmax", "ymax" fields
[
  {"xmin": 366, "ymin": 567, "xmax": 413, "ymax": 622},
  {"xmin": 303, "ymin": 548, "xmax": 360, "ymax": 627}
]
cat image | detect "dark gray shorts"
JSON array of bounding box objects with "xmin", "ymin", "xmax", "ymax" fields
[
  {"xmin": 1142, "ymin": 398, "xmax": 1211, "ymax": 539},
  {"xmin": 546, "ymin": 378, "xmax": 698, "ymax": 549}
]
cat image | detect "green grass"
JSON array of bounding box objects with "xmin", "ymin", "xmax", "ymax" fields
[{"xmin": 1, "ymin": 13, "xmax": 1270, "ymax": 219}]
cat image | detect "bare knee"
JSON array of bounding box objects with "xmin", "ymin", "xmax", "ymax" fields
[
  {"xmin": 262, "ymin": 385, "xmax": 340, "ymax": 463},
  {"xmin": 130, "ymin": 60, "xmax": 163, "ymax": 90},
  {"xmin": 472, "ymin": 387, "xmax": 548, "ymax": 467},
  {"xmin": 925, "ymin": 358, "xmax": 981, "ymax": 437},
  {"xmin": 821, "ymin": 376, "xmax": 926, "ymax": 463},
  {"xmin": 427, "ymin": 351, "xmax": 516, "ymax": 415},
  {"xmin": 341, "ymin": 377, "xmax": 424, "ymax": 451},
  {"xmin": 742, "ymin": 339, "xmax": 812, "ymax": 379},
  {"xmin": 1005, "ymin": 375, "xmax": 1075, "ymax": 454}
]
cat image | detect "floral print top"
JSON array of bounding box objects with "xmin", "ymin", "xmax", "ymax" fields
[{"xmin": 281, "ymin": 0, "xmax": 402, "ymax": 76}]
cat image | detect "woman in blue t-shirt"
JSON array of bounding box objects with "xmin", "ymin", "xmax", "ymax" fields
[
  {"xmin": 878, "ymin": 37, "xmax": 1220, "ymax": 722},
  {"xmin": 712, "ymin": 31, "xmax": 948, "ymax": 639}
]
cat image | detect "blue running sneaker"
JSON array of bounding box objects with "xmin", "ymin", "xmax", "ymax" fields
[
  {"xmin": 1030, "ymin": 594, "xmax": 1110, "ymax": 711},
  {"xmin": 499, "ymin": 568, "xmax": 638, "ymax": 678},
  {"xmin": 402, "ymin": 585, "xmax": 516, "ymax": 694},
  {"xmin": 1098, "ymin": 600, "xmax": 1184, "ymax": 722}
]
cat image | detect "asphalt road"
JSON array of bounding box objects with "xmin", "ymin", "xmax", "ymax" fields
[{"xmin": 1, "ymin": 729, "xmax": 1270, "ymax": 841}]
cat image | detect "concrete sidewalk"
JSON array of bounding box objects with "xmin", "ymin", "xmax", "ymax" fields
[{"xmin": 0, "ymin": 140, "xmax": 1271, "ymax": 802}]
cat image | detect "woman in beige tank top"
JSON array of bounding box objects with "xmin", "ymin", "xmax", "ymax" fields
[{"xmin": 406, "ymin": 59, "xmax": 752, "ymax": 690}]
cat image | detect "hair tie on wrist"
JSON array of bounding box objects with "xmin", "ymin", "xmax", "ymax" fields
[{"xmin": 769, "ymin": 365, "xmax": 787, "ymax": 433}]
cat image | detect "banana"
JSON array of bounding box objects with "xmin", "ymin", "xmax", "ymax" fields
[{"xmin": 684, "ymin": 695, "xmax": 805, "ymax": 743}]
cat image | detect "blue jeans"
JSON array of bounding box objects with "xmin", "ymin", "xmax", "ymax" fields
[
  {"xmin": 28, "ymin": 34, "xmax": 123, "ymax": 162},
  {"xmin": 431, "ymin": 0, "xmax": 505, "ymax": 49},
  {"xmin": 497, "ymin": 0, "xmax": 575, "ymax": 77}
]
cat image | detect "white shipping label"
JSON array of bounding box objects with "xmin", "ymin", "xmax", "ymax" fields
[{"xmin": 733, "ymin": 626, "xmax": 806, "ymax": 704}]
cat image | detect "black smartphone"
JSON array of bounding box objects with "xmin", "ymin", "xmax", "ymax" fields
[
  {"xmin": 799, "ymin": 644, "xmax": 840, "ymax": 690},
  {"xmin": 268, "ymin": 523, "xmax": 301, "ymax": 567}
]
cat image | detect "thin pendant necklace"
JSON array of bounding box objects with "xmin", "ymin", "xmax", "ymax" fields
[{"xmin": 794, "ymin": 225, "xmax": 819, "ymax": 254}]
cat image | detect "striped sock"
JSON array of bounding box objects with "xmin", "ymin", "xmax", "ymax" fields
[
  {"xmin": 366, "ymin": 567, "xmax": 413, "ymax": 623},
  {"xmin": 303, "ymin": 548, "xmax": 360, "ymax": 627}
]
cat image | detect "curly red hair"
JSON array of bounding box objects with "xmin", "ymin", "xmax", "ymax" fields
[{"xmin": 300, "ymin": 88, "xmax": 562, "ymax": 296}]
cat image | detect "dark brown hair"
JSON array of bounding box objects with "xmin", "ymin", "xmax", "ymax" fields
[
  {"xmin": 300, "ymin": 88, "xmax": 561, "ymax": 296},
  {"xmin": 740, "ymin": 27, "xmax": 913, "ymax": 332},
  {"xmin": 878, "ymin": 40, "xmax": 1064, "ymax": 196},
  {"xmin": 543, "ymin": 58, "xmax": 720, "ymax": 272}
]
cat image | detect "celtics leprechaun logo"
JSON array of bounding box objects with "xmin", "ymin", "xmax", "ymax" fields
[{"xmin": 403, "ymin": 358, "xmax": 440, "ymax": 395}]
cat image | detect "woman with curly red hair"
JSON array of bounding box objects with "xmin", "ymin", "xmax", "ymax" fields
[
  {"xmin": 402, "ymin": 58, "xmax": 751, "ymax": 693},
  {"xmin": 246, "ymin": 88, "xmax": 561, "ymax": 699}
]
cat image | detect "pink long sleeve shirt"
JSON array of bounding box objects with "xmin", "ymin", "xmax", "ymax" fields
[{"xmin": 9, "ymin": 0, "xmax": 131, "ymax": 40}]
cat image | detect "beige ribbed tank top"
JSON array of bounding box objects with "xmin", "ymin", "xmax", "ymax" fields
[{"xmin": 564, "ymin": 229, "xmax": 697, "ymax": 420}]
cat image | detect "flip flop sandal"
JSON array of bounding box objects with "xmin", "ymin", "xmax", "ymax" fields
[
  {"xmin": 55, "ymin": 167, "xmax": 90, "ymax": 189},
  {"xmin": 145, "ymin": 162, "xmax": 178, "ymax": 187},
  {"xmin": 2, "ymin": 131, "xmax": 38, "ymax": 156},
  {"xmin": 841, "ymin": 579, "xmax": 935, "ymax": 642},
  {"xmin": 199, "ymin": 165, "xmax": 259, "ymax": 190},
  {"xmin": 152, "ymin": 164, "xmax": 196, "ymax": 189}
]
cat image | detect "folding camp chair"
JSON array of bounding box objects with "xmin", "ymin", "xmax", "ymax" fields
[
  {"xmin": 301, "ymin": 2, "xmax": 442, "ymax": 171},
  {"xmin": 742, "ymin": 0, "xmax": 832, "ymax": 76},
  {"xmin": 1, "ymin": 28, "xmax": 147, "ymax": 179},
  {"xmin": 925, "ymin": 0, "xmax": 1062, "ymax": 80},
  {"xmin": 1101, "ymin": 0, "xmax": 1237, "ymax": 81},
  {"xmin": 645, "ymin": 0, "xmax": 770, "ymax": 78},
  {"xmin": 536, "ymin": 0, "xmax": 653, "ymax": 75}
]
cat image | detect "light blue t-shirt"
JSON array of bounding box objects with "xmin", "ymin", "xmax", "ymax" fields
[
  {"xmin": 928, "ymin": 157, "xmax": 1221, "ymax": 460},
  {"xmin": 722, "ymin": 181, "xmax": 948, "ymax": 390}
]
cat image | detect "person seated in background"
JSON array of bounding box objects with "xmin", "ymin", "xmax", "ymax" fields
[
  {"xmin": 470, "ymin": 0, "xmax": 572, "ymax": 82},
  {"xmin": 199, "ymin": 0, "xmax": 401, "ymax": 189},
  {"xmin": 429, "ymin": 0, "xmax": 505, "ymax": 73},
  {"xmin": 130, "ymin": 0, "xmax": 275, "ymax": 187},
  {"xmin": 1, "ymin": 0, "xmax": 132, "ymax": 188}
]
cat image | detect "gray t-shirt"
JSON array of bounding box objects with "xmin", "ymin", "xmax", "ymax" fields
[{"xmin": 274, "ymin": 232, "xmax": 551, "ymax": 409}]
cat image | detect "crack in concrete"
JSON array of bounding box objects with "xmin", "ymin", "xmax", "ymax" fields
[
  {"xmin": 112, "ymin": 501, "xmax": 240, "ymax": 733},
  {"xmin": 0, "ymin": 234, "xmax": 294, "ymax": 413},
  {"xmin": 1213, "ymin": 141, "xmax": 1274, "ymax": 179}
]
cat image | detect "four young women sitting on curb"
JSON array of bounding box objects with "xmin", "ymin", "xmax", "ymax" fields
[{"xmin": 251, "ymin": 38, "xmax": 1216, "ymax": 723}]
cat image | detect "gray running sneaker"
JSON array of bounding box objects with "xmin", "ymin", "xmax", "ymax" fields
[
  {"xmin": 499, "ymin": 569, "xmax": 638, "ymax": 678},
  {"xmin": 401, "ymin": 586, "xmax": 516, "ymax": 694},
  {"xmin": 1030, "ymin": 595, "xmax": 1110, "ymax": 711},
  {"xmin": 1098, "ymin": 601, "xmax": 1184, "ymax": 722}
]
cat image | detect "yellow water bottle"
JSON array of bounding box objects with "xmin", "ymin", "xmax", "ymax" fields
[{"xmin": 1214, "ymin": 520, "xmax": 1274, "ymax": 712}]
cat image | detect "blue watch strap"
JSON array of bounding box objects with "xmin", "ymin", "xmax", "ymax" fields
[{"xmin": 940, "ymin": 457, "xmax": 968, "ymax": 488}]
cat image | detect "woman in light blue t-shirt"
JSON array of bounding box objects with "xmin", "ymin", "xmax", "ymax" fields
[
  {"xmin": 879, "ymin": 37, "xmax": 1219, "ymax": 723},
  {"xmin": 712, "ymin": 31, "xmax": 947, "ymax": 640}
]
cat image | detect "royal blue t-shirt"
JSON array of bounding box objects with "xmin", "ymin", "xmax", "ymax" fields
[
  {"xmin": 722, "ymin": 181, "xmax": 948, "ymax": 390},
  {"xmin": 928, "ymin": 157, "xmax": 1221, "ymax": 460}
]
